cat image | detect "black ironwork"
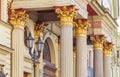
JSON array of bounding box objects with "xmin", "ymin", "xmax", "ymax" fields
[{"xmin": 26, "ymin": 32, "xmax": 44, "ymax": 77}]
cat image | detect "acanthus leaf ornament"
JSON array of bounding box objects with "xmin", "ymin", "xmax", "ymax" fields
[
  {"xmin": 74, "ymin": 19, "xmax": 89, "ymax": 37},
  {"xmin": 90, "ymin": 35, "xmax": 106, "ymax": 50},
  {"xmin": 9, "ymin": 9, "xmax": 29, "ymax": 28},
  {"xmin": 103, "ymin": 42, "xmax": 114, "ymax": 56},
  {"xmin": 55, "ymin": 5, "xmax": 78, "ymax": 26},
  {"xmin": 34, "ymin": 22, "xmax": 46, "ymax": 38}
]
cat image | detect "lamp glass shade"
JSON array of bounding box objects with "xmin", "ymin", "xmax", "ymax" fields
[
  {"xmin": 35, "ymin": 37, "xmax": 44, "ymax": 52},
  {"xmin": 26, "ymin": 32, "xmax": 34, "ymax": 49}
]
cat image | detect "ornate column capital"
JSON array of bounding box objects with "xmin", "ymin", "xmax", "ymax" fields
[
  {"xmin": 74, "ymin": 19, "xmax": 89, "ymax": 37},
  {"xmin": 55, "ymin": 5, "xmax": 78, "ymax": 26},
  {"xmin": 9, "ymin": 9, "xmax": 29, "ymax": 29},
  {"xmin": 103, "ymin": 42, "xmax": 114, "ymax": 56},
  {"xmin": 90, "ymin": 35, "xmax": 106, "ymax": 50},
  {"xmin": 34, "ymin": 22, "xmax": 46, "ymax": 39}
]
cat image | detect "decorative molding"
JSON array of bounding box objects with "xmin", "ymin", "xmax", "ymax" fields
[
  {"xmin": 34, "ymin": 22, "xmax": 46, "ymax": 38},
  {"xmin": 0, "ymin": 44, "xmax": 13, "ymax": 55},
  {"xmin": 74, "ymin": 19, "xmax": 89, "ymax": 37},
  {"xmin": 90, "ymin": 34, "xmax": 106, "ymax": 50},
  {"xmin": 55, "ymin": 5, "xmax": 78, "ymax": 26},
  {"xmin": 9, "ymin": 9, "xmax": 29, "ymax": 29},
  {"xmin": 103, "ymin": 42, "xmax": 114, "ymax": 56}
]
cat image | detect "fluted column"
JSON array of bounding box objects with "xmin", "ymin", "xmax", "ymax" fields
[
  {"xmin": 103, "ymin": 42, "xmax": 113, "ymax": 77},
  {"xmin": 90, "ymin": 35, "xmax": 106, "ymax": 77},
  {"xmin": 9, "ymin": 9, "xmax": 29, "ymax": 77},
  {"xmin": 74, "ymin": 19, "xmax": 89, "ymax": 77},
  {"xmin": 55, "ymin": 5, "xmax": 77, "ymax": 77}
]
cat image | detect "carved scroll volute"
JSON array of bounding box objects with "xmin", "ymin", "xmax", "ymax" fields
[
  {"xmin": 103, "ymin": 42, "xmax": 114, "ymax": 56},
  {"xmin": 55, "ymin": 5, "xmax": 78, "ymax": 26},
  {"xmin": 9, "ymin": 9, "xmax": 29, "ymax": 29},
  {"xmin": 90, "ymin": 35, "xmax": 106, "ymax": 50}
]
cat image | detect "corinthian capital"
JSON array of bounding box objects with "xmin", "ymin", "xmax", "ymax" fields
[
  {"xmin": 34, "ymin": 22, "xmax": 46, "ymax": 39},
  {"xmin": 90, "ymin": 34, "xmax": 106, "ymax": 50},
  {"xmin": 55, "ymin": 5, "xmax": 78, "ymax": 26},
  {"xmin": 103, "ymin": 42, "xmax": 114, "ymax": 56},
  {"xmin": 9, "ymin": 9, "xmax": 29, "ymax": 28},
  {"xmin": 74, "ymin": 19, "xmax": 89, "ymax": 37}
]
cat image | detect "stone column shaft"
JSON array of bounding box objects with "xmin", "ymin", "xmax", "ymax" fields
[
  {"xmin": 75, "ymin": 19, "xmax": 89, "ymax": 77},
  {"xmin": 12, "ymin": 28, "xmax": 24, "ymax": 77},
  {"xmin": 60, "ymin": 26, "xmax": 73, "ymax": 77},
  {"xmin": 76, "ymin": 37, "xmax": 87, "ymax": 77},
  {"xmin": 90, "ymin": 35, "xmax": 106, "ymax": 77},
  {"xmin": 103, "ymin": 56, "xmax": 112, "ymax": 77},
  {"xmin": 103, "ymin": 42, "xmax": 113, "ymax": 77},
  {"xmin": 55, "ymin": 5, "xmax": 77, "ymax": 77},
  {"xmin": 9, "ymin": 9, "xmax": 29, "ymax": 77},
  {"xmin": 94, "ymin": 49, "xmax": 103, "ymax": 77},
  {"xmin": 89, "ymin": 51, "xmax": 93, "ymax": 68}
]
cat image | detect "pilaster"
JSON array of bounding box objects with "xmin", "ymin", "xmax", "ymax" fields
[{"xmin": 9, "ymin": 9, "xmax": 29, "ymax": 77}]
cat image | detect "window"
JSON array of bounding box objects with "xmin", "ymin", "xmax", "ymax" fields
[{"xmin": 43, "ymin": 40, "xmax": 51, "ymax": 62}]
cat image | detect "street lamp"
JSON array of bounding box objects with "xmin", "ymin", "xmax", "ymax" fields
[{"xmin": 26, "ymin": 32, "xmax": 44, "ymax": 77}]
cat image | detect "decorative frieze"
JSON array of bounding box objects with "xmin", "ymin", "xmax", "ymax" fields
[
  {"xmin": 74, "ymin": 19, "xmax": 89, "ymax": 37},
  {"xmin": 55, "ymin": 5, "xmax": 78, "ymax": 26},
  {"xmin": 9, "ymin": 9, "xmax": 29, "ymax": 28},
  {"xmin": 90, "ymin": 35, "xmax": 106, "ymax": 50},
  {"xmin": 103, "ymin": 42, "xmax": 114, "ymax": 56}
]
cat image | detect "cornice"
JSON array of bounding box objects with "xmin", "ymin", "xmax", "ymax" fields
[
  {"xmin": 12, "ymin": 0, "xmax": 88, "ymax": 18},
  {"xmin": 88, "ymin": 0, "xmax": 118, "ymax": 29},
  {"xmin": 24, "ymin": 56, "xmax": 32, "ymax": 63},
  {"xmin": 0, "ymin": 20, "xmax": 13, "ymax": 29},
  {"xmin": 0, "ymin": 44, "xmax": 13, "ymax": 55}
]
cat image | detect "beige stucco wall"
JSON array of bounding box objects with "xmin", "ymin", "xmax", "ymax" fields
[{"xmin": 0, "ymin": 20, "xmax": 13, "ymax": 77}]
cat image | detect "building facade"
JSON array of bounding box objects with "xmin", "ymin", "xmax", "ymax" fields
[{"xmin": 0, "ymin": 0, "xmax": 120, "ymax": 77}]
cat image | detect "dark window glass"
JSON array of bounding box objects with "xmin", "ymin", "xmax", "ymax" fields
[{"xmin": 43, "ymin": 40, "xmax": 51, "ymax": 62}]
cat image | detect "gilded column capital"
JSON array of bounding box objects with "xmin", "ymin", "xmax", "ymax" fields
[
  {"xmin": 34, "ymin": 22, "xmax": 46, "ymax": 38},
  {"xmin": 90, "ymin": 35, "xmax": 106, "ymax": 50},
  {"xmin": 55, "ymin": 5, "xmax": 78, "ymax": 26},
  {"xmin": 74, "ymin": 19, "xmax": 89, "ymax": 37},
  {"xmin": 9, "ymin": 9, "xmax": 29, "ymax": 29},
  {"xmin": 103, "ymin": 42, "xmax": 114, "ymax": 56}
]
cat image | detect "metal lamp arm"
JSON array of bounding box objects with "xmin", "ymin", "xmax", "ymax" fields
[
  {"xmin": 29, "ymin": 48, "xmax": 32, "ymax": 56},
  {"xmin": 37, "ymin": 51, "xmax": 41, "ymax": 59}
]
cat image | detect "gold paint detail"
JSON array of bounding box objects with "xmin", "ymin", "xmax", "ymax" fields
[
  {"xmin": 9, "ymin": 9, "xmax": 29, "ymax": 28},
  {"xmin": 55, "ymin": 5, "xmax": 78, "ymax": 26},
  {"xmin": 34, "ymin": 22, "xmax": 46, "ymax": 38},
  {"xmin": 103, "ymin": 42, "xmax": 114, "ymax": 56},
  {"xmin": 90, "ymin": 35, "xmax": 106, "ymax": 50},
  {"xmin": 74, "ymin": 19, "xmax": 89, "ymax": 37}
]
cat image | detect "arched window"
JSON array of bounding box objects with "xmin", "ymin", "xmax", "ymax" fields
[{"xmin": 43, "ymin": 40, "xmax": 51, "ymax": 62}]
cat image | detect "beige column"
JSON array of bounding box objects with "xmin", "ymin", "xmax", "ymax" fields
[
  {"xmin": 103, "ymin": 42, "xmax": 113, "ymax": 77},
  {"xmin": 90, "ymin": 35, "xmax": 106, "ymax": 77},
  {"xmin": 89, "ymin": 50, "xmax": 93, "ymax": 68},
  {"xmin": 74, "ymin": 19, "xmax": 89, "ymax": 77},
  {"xmin": 55, "ymin": 5, "xmax": 77, "ymax": 77},
  {"xmin": 9, "ymin": 9, "xmax": 29, "ymax": 77},
  {"xmin": 73, "ymin": 52, "xmax": 76, "ymax": 77}
]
